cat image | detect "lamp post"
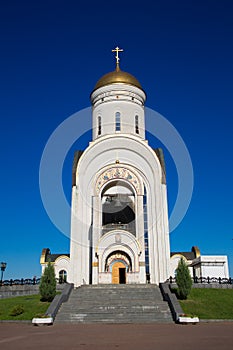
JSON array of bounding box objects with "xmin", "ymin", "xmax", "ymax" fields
[{"xmin": 0, "ymin": 262, "xmax": 7, "ymax": 285}]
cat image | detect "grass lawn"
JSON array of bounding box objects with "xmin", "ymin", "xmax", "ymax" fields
[
  {"xmin": 0, "ymin": 294, "xmax": 50, "ymax": 320},
  {"xmin": 179, "ymin": 288, "xmax": 233, "ymax": 319}
]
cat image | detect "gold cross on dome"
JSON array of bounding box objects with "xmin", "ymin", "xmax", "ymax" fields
[{"xmin": 112, "ymin": 46, "xmax": 123, "ymax": 64}]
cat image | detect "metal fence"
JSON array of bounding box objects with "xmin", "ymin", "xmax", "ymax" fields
[
  {"xmin": 1, "ymin": 276, "xmax": 232, "ymax": 286},
  {"xmin": 0, "ymin": 278, "xmax": 41, "ymax": 286},
  {"xmin": 0, "ymin": 277, "xmax": 68, "ymax": 286},
  {"xmin": 169, "ymin": 276, "xmax": 232, "ymax": 284}
]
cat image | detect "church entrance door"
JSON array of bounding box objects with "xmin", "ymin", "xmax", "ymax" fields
[
  {"xmin": 112, "ymin": 262, "xmax": 126, "ymax": 284},
  {"xmin": 119, "ymin": 267, "xmax": 126, "ymax": 284}
]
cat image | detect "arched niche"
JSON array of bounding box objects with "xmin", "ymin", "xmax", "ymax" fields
[{"xmin": 97, "ymin": 230, "xmax": 141, "ymax": 273}]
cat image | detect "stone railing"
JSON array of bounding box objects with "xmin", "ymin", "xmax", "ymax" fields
[
  {"xmin": 102, "ymin": 223, "xmax": 135, "ymax": 235},
  {"xmin": 159, "ymin": 282, "xmax": 184, "ymax": 322},
  {"xmin": 45, "ymin": 283, "xmax": 74, "ymax": 319}
]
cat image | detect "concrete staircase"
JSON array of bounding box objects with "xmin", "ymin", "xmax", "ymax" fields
[{"xmin": 55, "ymin": 284, "xmax": 173, "ymax": 323}]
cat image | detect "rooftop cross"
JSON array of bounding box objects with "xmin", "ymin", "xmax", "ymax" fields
[{"xmin": 112, "ymin": 46, "xmax": 123, "ymax": 65}]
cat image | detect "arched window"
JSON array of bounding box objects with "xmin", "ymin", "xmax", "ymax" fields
[
  {"xmin": 59, "ymin": 270, "xmax": 67, "ymax": 283},
  {"xmin": 135, "ymin": 115, "xmax": 139, "ymax": 134},
  {"xmin": 98, "ymin": 116, "xmax": 101, "ymax": 136},
  {"xmin": 115, "ymin": 112, "xmax": 121, "ymax": 131}
]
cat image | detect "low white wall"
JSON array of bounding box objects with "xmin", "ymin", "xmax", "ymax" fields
[{"xmin": 199, "ymin": 256, "xmax": 229, "ymax": 278}]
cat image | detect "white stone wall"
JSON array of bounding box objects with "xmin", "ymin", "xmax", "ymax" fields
[
  {"xmin": 170, "ymin": 255, "xmax": 193, "ymax": 278},
  {"xmin": 70, "ymin": 133, "xmax": 170, "ymax": 286},
  {"xmin": 41, "ymin": 256, "xmax": 71, "ymax": 282},
  {"xmin": 53, "ymin": 256, "xmax": 71, "ymax": 281},
  {"xmin": 196, "ymin": 256, "xmax": 229, "ymax": 278},
  {"xmin": 170, "ymin": 254, "xmax": 230, "ymax": 279},
  {"xmin": 91, "ymin": 84, "xmax": 146, "ymax": 140}
]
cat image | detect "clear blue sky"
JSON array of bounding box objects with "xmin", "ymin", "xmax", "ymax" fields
[{"xmin": 1, "ymin": 0, "xmax": 233, "ymax": 279}]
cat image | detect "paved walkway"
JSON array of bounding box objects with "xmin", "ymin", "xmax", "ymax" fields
[{"xmin": 0, "ymin": 322, "xmax": 233, "ymax": 350}]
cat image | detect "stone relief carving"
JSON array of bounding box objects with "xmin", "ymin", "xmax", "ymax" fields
[{"xmin": 96, "ymin": 166, "xmax": 141, "ymax": 194}]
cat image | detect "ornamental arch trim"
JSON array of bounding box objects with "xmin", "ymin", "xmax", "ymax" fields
[
  {"xmin": 95, "ymin": 165, "xmax": 143, "ymax": 195},
  {"xmin": 170, "ymin": 254, "xmax": 188, "ymax": 262},
  {"xmin": 105, "ymin": 251, "xmax": 132, "ymax": 272}
]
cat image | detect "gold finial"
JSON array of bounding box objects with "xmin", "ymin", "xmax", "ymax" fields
[{"xmin": 112, "ymin": 46, "xmax": 123, "ymax": 67}]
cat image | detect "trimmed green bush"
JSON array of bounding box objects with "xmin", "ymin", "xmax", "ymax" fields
[
  {"xmin": 39, "ymin": 261, "xmax": 56, "ymax": 302},
  {"xmin": 176, "ymin": 257, "xmax": 192, "ymax": 300},
  {"xmin": 9, "ymin": 305, "xmax": 24, "ymax": 316}
]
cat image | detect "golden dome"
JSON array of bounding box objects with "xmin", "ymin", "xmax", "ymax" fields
[{"xmin": 94, "ymin": 64, "xmax": 142, "ymax": 90}]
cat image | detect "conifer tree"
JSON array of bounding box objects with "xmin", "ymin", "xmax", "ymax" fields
[
  {"xmin": 175, "ymin": 257, "xmax": 192, "ymax": 300},
  {"xmin": 39, "ymin": 261, "xmax": 56, "ymax": 302}
]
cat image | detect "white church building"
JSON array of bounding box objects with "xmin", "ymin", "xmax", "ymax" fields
[{"xmin": 40, "ymin": 48, "xmax": 229, "ymax": 286}]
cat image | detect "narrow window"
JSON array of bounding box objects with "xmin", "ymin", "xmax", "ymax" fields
[
  {"xmin": 135, "ymin": 115, "xmax": 139, "ymax": 134},
  {"xmin": 98, "ymin": 116, "xmax": 101, "ymax": 136},
  {"xmin": 115, "ymin": 112, "xmax": 121, "ymax": 131},
  {"xmin": 143, "ymin": 186, "xmax": 150, "ymax": 283}
]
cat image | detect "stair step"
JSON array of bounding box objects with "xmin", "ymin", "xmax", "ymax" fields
[{"xmin": 55, "ymin": 284, "xmax": 173, "ymax": 324}]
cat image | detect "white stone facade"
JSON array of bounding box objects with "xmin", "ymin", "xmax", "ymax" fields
[
  {"xmin": 68, "ymin": 75, "xmax": 170, "ymax": 287},
  {"xmin": 40, "ymin": 248, "xmax": 70, "ymax": 282},
  {"xmin": 192, "ymin": 256, "xmax": 229, "ymax": 279},
  {"xmin": 170, "ymin": 254, "xmax": 194, "ymax": 277},
  {"xmin": 91, "ymin": 84, "xmax": 146, "ymax": 140},
  {"xmin": 170, "ymin": 248, "xmax": 229, "ymax": 279}
]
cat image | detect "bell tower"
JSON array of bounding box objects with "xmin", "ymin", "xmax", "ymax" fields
[{"xmin": 69, "ymin": 47, "xmax": 170, "ymax": 287}]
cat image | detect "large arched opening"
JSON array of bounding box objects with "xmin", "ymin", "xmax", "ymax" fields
[{"xmin": 101, "ymin": 181, "xmax": 135, "ymax": 236}]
